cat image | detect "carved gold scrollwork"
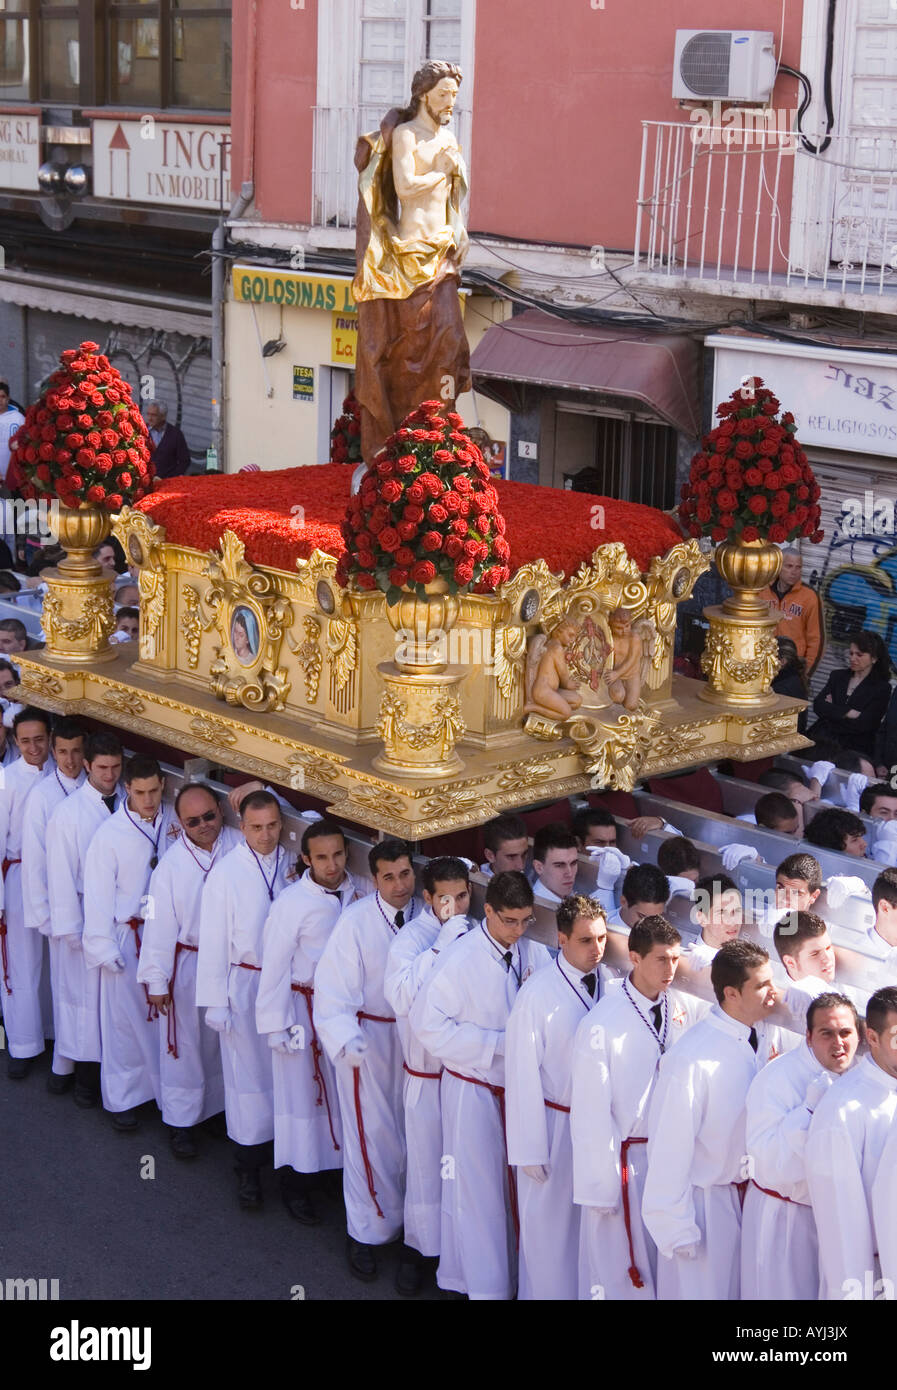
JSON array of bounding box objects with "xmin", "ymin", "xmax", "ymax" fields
[
  {"xmin": 42, "ymin": 591, "xmax": 114, "ymax": 646},
  {"xmin": 103, "ymin": 689, "xmax": 146, "ymax": 716},
  {"xmin": 180, "ymin": 585, "xmax": 208, "ymax": 670},
  {"xmin": 701, "ymin": 629, "xmax": 779, "ymax": 687},
  {"xmin": 189, "ymin": 714, "xmax": 239, "ymax": 747},
  {"xmin": 203, "ymin": 530, "xmax": 294, "ymax": 712},
  {"xmin": 114, "ymin": 508, "xmax": 168, "ymax": 662},
  {"xmin": 377, "ymin": 690, "xmax": 466, "ymax": 752},
  {"xmin": 568, "ymin": 704, "xmax": 661, "ymax": 793},
  {"xmin": 327, "ymin": 616, "xmax": 358, "ymax": 700},
  {"xmin": 287, "ymin": 615, "xmax": 323, "ymax": 704}
]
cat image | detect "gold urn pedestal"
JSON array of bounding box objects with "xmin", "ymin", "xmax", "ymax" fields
[
  {"xmin": 373, "ymin": 664, "xmax": 467, "ymax": 779},
  {"xmin": 698, "ymin": 605, "xmax": 781, "ymax": 707},
  {"xmin": 43, "ymin": 504, "xmax": 117, "ymax": 665}
]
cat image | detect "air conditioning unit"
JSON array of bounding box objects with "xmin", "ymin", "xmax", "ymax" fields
[{"xmin": 673, "ymin": 30, "xmax": 776, "ymax": 103}]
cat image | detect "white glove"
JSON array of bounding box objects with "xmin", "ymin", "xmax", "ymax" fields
[
  {"xmin": 871, "ymin": 820, "xmax": 897, "ymax": 867},
  {"xmin": 824, "ymin": 875, "xmax": 872, "ymax": 910},
  {"xmin": 205, "ymin": 1006, "xmax": 233, "ymax": 1034},
  {"xmin": 804, "ymin": 1070, "xmax": 834, "ymax": 1113},
  {"xmin": 343, "ymin": 1037, "xmax": 368, "ymax": 1069},
  {"xmin": 434, "ymin": 914, "xmax": 468, "ymax": 952},
  {"xmin": 267, "ymin": 1029, "xmax": 292, "ymax": 1054},
  {"xmin": 808, "ymin": 760, "xmax": 836, "ymax": 788},
  {"xmin": 101, "ymin": 955, "xmax": 126, "ymax": 975},
  {"xmin": 674, "ymin": 1243, "xmax": 699, "ymax": 1259},
  {"xmin": 62, "ymin": 933, "xmax": 83, "ymax": 953},
  {"xmin": 521, "ymin": 1164, "xmax": 550, "ymax": 1183},
  {"xmin": 721, "ymin": 843, "xmax": 759, "ymax": 871},
  {"xmin": 841, "ymin": 772, "xmax": 868, "ymax": 813},
  {"xmin": 590, "ymin": 847, "xmax": 631, "ymax": 890}
]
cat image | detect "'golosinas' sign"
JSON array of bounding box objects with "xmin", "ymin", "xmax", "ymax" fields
[
  {"xmin": 92, "ymin": 119, "xmax": 230, "ymax": 209},
  {"xmin": 707, "ymin": 335, "xmax": 897, "ymax": 458}
]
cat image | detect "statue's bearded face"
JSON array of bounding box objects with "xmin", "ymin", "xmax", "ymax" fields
[{"xmin": 424, "ymin": 78, "xmax": 459, "ymax": 124}]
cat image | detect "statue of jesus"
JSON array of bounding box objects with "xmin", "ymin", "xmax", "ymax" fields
[{"xmin": 353, "ymin": 60, "xmax": 471, "ymax": 460}]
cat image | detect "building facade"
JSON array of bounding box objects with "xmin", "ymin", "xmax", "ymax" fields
[{"xmin": 0, "ymin": 0, "xmax": 232, "ymax": 464}]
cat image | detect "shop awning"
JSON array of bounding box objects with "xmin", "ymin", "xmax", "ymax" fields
[{"xmin": 471, "ymin": 309, "xmax": 702, "ymax": 437}]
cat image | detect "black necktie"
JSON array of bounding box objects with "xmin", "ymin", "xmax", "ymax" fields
[
  {"xmin": 650, "ymin": 1003, "xmax": 663, "ymax": 1034},
  {"xmin": 326, "ymin": 890, "xmax": 341, "ymax": 898},
  {"xmin": 748, "ymin": 1027, "xmax": 758, "ymax": 1052},
  {"xmin": 103, "ymin": 795, "xmax": 116, "ymax": 814},
  {"xmin": 502, "ymin": 949, "xmax": 513, "ymax": 971},
  {"xmin": 582, "ymin": 972, "xmax": 596, "ymax": 998},
  {"xmin": 394, "ymin": 909, "xmax": 405, "ymax": 928}
]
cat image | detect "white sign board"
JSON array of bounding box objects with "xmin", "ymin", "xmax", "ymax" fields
[
  {"xmin": 0, "ymin": 114, "xmax": 39, "ymax": 192},
  {"xmin": 708, "ymin": 335, "xmax": 897, "ymax": 458},
  {"xmin": 92, "ymin": 119, "xmax": 230, "ymax": 210}
]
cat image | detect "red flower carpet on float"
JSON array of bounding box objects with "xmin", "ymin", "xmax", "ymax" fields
[{"xmin": 135, "ymin": 465, "xmax": 683, "ymax": 576}]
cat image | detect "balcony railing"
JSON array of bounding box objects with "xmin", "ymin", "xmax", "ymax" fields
[
  {"xmin": 634, "ymin": 120, "xmax": 897, "ymax": 300},
  {"xmin": 311, "ymin": 104, "xmax": 473, "ymax": 229}
]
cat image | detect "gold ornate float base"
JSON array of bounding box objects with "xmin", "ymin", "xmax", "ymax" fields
[
  {"xmin": 373, "ymin": 666, "xmax": 466, "ymax": 779},
  {"xmin": 14, "ymin": 650, "xmax": 809, "ymax": 840}
]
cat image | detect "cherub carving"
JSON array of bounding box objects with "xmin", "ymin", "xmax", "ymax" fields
[
  {"xmin": 605, "ymin": 607, "xmax": 646, "ymax": 712},
  {"xmin": 523, "ymin": 616, "xmax": 584, "ymax": 721}
]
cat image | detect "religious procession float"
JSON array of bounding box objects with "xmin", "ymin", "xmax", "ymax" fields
[{"xmin": 7, "ymin": 60, "xmax": 824, "ymax": 842}]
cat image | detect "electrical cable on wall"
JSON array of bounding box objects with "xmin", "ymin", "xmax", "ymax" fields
[{"xmin": 777, "ymin": 0, "xmax": 837, "ymax": 154}]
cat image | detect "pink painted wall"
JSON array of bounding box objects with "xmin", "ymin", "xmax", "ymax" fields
[
  {"xmin": 468, "ymin": 1, "xmax": 804, "ymax": 251},
  {"xmin": 230, "ymin": 0, "xmax": 317, "ymax": 222}
]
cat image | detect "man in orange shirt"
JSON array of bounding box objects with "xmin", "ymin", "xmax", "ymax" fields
[{"xmin": 761, "ymin": 550, "xmax": 823, "ymax": 673}]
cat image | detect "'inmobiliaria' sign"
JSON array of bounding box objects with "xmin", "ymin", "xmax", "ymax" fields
[{"xmin": 92, "ymin": 119, "xmax": 230, "ymax": 210}]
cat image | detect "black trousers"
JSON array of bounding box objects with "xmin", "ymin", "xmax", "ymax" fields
[{"xmin": 232, "ymin": 1139, "xmax": 273, "ymax": 1173}]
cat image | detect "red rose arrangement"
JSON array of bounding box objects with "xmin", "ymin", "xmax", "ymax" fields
[
  {"xmin": 678, "ymin": 379, "xmax": 823, "ymax": 546},
  {"xmin": 335, "ymin": 399, "xmax": 512, "ymax": 602},
  {"xmin": 329, "ymin": 392, "xmax": 363, "ymax": 465},
  {"xmin": 10, "ymin": 340, "xmax": 153, "ymax": 513}
]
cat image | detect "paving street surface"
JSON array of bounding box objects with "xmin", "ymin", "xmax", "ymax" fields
[{"xmin": 1, "ymin": 1049, "xmax": 442, "ymax": 1303}]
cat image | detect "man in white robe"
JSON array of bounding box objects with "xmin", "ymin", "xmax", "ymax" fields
[
  {"xmin": 871, "ymin": 1098, "xmax": 897, "ymax": 1298},
  {"xmin": 642, "ymin": 939, "xmax": 789, "ymax": 1300},
  {"xmin": 409, "ymin": 871, "xmax": 552, "ymax": 1300},
  {"xmin": 197, "ymin": 790, "xmax": 291, "ymax": 1208},
  {"xmin": 806, "ymin": 985, "xmax": 897, "ymax": 1300},
  {"xmin": 383, "ymin": 856, "xmax": 473, "ymax": 1291},
  {"xmin": 571, "ymin": 915, "xmax": 706, "ymax": 1301},
  {"xmin": 678, "ymin": 873, "xmax": 742, "ymax": 981},
  {"xmin": 20, "ymin": 717, "xmax": 86, "ymax": 1090},
  {"xmin": 531, "ymin": 823, "xmax": 580, "ymax": 907},
  {"xmin": 772, "ymin": 910, "xmax": 839, "ymax": 1028},
  {"xmin": 83, "ymin": 755, "xmax": 178, "ymax": 1128},
  {"xmin": 0, "ymin": 706, "xmax": 53, "ymax": 1077},
  {"xmin": 742, "ymin": 992, "xmax": 860, "ymax": 1300},
  {"xmin": 256, "ymin": 819, "xmax": 365, "ymax": 1225},
  {"xmin": 45, "ymin": 732, "xmax": 124, "ymax": 1108},
  {"xmin": 479, "ymin": 814, "xmax": 530, "ymax": 880},
  {"xmin": 603, "ymin": 863, "xmax": 669, "ymax": 933},
  {"xmin": 314, "ymin": 838, "xmax": 417, "ymax": 1286},
  {"xmin": 866, "ymin": 869, "xmax": 897, "ymax": 975},
  {"xmin": 138, "ymin": 783, "xmax": 239, "ymax": 1158},
  {"xmin": 507, "ymin": 895, "xmax": 615, "ymax": 1301}
]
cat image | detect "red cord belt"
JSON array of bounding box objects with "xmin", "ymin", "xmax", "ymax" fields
[
  {"xmin": 126, "ymin": 916, "xmax": 159, "ymax": 1022},
  {"xmin": 165, "ymin": 940, "xmax": 198, "ymax": 1060},
  {"xmin": 403, "ymin": 1061, "xmax": 442, "ymax": 1081},
  {"xmin": 621, "ymin": 1137, "xmax": 648, "ymax": 1290},
  {"xmin": 444, "ymin": 1066, "xmax": 520, "ymax": 1243},
  {"xmin": 352, "ymin": 1010, "xmax": 396, "ymax": 1219},
  {"xmin": 291, "ymin": 982, "xmax": 340, "ymax": 1153},
  {"xmin": 0, "ymin": 856, "xmax": 21, "ymax": 993},
  {"xmin": 751, "ymin": 1177, "xmax": 802, "ymax": 1207}
]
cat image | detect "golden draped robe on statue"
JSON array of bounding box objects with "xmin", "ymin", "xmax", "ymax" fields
[{"xmin": 352, "ymin": 117, "xmax": 472, "ymax": 460}]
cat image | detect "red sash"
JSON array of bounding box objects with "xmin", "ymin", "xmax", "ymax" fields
[
  {"xmin": 444, "ymin": 1066, "xmax": 520, "ymax": 1242},
  {"xmin": 751, "ymin": 1177, "xmax": 801, "ymax": 1207},
  {"xmin": 166, "ymin": 940, "xmax": 198, "ymax": 1059},
  {"xmin": 126, "ymin": 916, "xmax": 158, "ymax": 1022},
  {"xmin": 403, "ymin": 1061, "xmax": 442, "ymax": 1081},
  {"xmin": 621, "ymin": 1137, "xmax": 648, "ymax": 1289},
  {"xmin": 291, "ymin": 982, "xmax": 340, "ymax": 1152},
  {"xmin": 352, "ymin": 1009, "xmax": 396, "ymax": 1218}
]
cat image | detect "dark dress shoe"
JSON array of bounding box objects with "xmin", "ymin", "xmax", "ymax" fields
[
  {"xmin": 7, "ymin": 1057, "xmax": 31, "ymax": 1080},
  {"xmin": 73, "ymin": 1085, "xmax": 99, "ymax": 1109},
  {"xmin": 282, "ymin": 1191, "xmax": 321, "ymax": 1226},
  {"xmin": 235, "ymin": 1167, "xmax": 263, "ymax": 1210},
  {"xmin": 47, "ymin": 1071, "xmax": 75, "ymax": 1095},
  {"xmin": 346, "ymin": 1236, "xmax": 377, "ymax": 1283},
  {"xmin": 395, "ymin": 1246, "xmax": 425, "ymax": 1297},
  {"xmin": 170, "ymin": 1127, "xmax": 198, "ymax": 1160},
  {"xmin": 111, "ymin": 1109, "xmax": 139, "ymax": 1131}
]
